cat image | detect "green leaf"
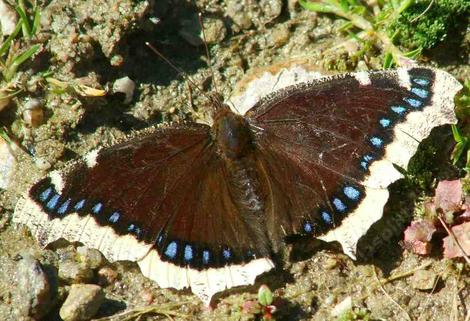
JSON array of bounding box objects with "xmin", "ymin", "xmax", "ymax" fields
[
  {"xmin": 31, "ymin": 7, "xmax": 41, "ymax": 36},
  {"xmin": 404, "ymin": 47, "xmax": 422, "ymax": 59},
  {"xmin": 299, "ymin": 0, "xmax": 337, "ymax": 13},
  {"xmin": 397, "ymin": 0, "xmax": 415, "ymax": 14},
  {"xmin": 0, "ymin": 21, "xmax": 23, "ymax": 57},
  {"xmin": 15, "ymin": 5, "xmax": 32, "ymax": 39},
  {"xmin": 4, "ymin": 44, "xmax": 40, "ymax": 81},
  {"xmin": 258, "ymin": 285, "xmax": 273, "ymax": 306},
  {"xmin": 382, "ymin": 52, "xmax": 394, "ymax": 69}
]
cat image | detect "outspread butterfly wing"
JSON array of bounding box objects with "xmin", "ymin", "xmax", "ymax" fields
[
  {"xmin": 245, "ymin": 68, "xmax": 458, "ymax": 248},
  {"xmin": 13, "ymin": 124, "xmax": 274, "ymax": 303}
]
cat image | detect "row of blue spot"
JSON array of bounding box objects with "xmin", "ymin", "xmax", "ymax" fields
[
  {"xmin": 302, "ymin": 74, "xmax": 432, "ymax": 235},
  {"xmin": 162, "ymin": 240, "xmax": 234, "ymax": 266},
  {"xmin": 36, "ymin": 183, "xmax": 142, "ymax": 238},
  {"xmin": 361, "ymin": 75, "xmax": 431, "ymax": 171},
  {"xmin": 302, "ymin": 185, "xmax": 362, "ymax": 234}
]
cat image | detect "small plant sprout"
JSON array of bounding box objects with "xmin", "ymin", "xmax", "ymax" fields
[
  {"xmin": 242, "ymin": 285, "xmax": 277, "ymax": 320},
  {"xmin": 0, "ymin": 0, "xmax": 41, "ymax": 90}
]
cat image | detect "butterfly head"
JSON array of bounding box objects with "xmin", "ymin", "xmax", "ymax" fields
[{"xmin": 212, "ymin": 107, "xmax": 253, "ymax": 159}]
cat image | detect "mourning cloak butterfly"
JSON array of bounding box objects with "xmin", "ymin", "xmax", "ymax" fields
[{"xmin": 13, "ymin": 66, "xmax": 461, "ymax": 304}]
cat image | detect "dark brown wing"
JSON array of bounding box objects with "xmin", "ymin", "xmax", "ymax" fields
[
  {"xmin": 246, "ymin": 68, "xmax": 437, "ymax": 237},
  {"xmin": 26, "ymin": 124, "xmax": 268, "ymax": 269}
]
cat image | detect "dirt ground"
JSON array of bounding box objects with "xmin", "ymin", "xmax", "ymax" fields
[{"xmin": 0, "ymin": 0, "xmax": 468, "ymax": 320}]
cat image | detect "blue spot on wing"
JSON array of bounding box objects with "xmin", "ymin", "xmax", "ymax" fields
[
  {"xmin": 92, "ymin": 202, "xmax": 103, "ymax": 214},
  {"xmin": 39, "ymin": 187, "xmax": 53, "ymax": 202},
  {"xmin": 184, "ymin": 245, "xmax": 193, "ymax": 262},
  {"xmin": 379, "ymin": 118, "xmax": 391, "ymax": 128},
  {"xmin": 343, "ymin": 186, "xmax": 360, "ymax": 201},
  {"xmin": 391, "ymin": 105, "xmax": 407, "ymax": 115},
  {"xmin": 165, "ymin": 242, "xmax": 177, "ymax": 259},
  {"xmin": 332, "ymin": 198, "xmax": 347, "ymax": 213},
  {"xmin": 404, "ymin": 97, "xmax": 422, "ymax": 108},
  {"xmin": 412, "ymin": 78, "xmax": 430, "ymax": 86},
  {"xmin": 223, "ymin": 248, "xmax": 231, "ymax": 260},
  {"xmin": 46, "ymin": 194, "xmax": 60, "ymax": 210},
  {"xmin": 74, "ymin": 199, "xmax": 86, "ymax": 211},
  {"xmin": 57, "ymin": 198, "xmax": 71, "ymax": 215},
  {"xmin": 411, "ymin": 87, "xmax": 428, "ymax": 99},
  {"xmin": 370, "ymin": 136, "xmax": 383, "ymax": 148},
  {"xmin": 109, "ymin": 212, "xmax": 120, "ymax": 223},
  {"xmin": 303, "ymin": 222, "xmax": 313, "ymax": 233},
  {"xmin": 202, "ymin": 250, "xmax": 210, "ymax": 265},
  {"xmin": 321, "ymin": 211, "xmax": 333, "ymax": 224}
]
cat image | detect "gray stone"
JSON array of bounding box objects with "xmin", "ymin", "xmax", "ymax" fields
[
  {"xmin": 411, "ymin": 270, "xmax": 438, "ymax": 291},
  {"xmin": 77, "ymin": 246, "xmax": 105, "ymax": 270},
  {"xmin": 14, "ymin": 254, "xmax": 53, "ymax": 319},
  {"xmin": 59, "ymin": 284, "xmax": 104, "ymax": 321},
  {"xmin": 227, "ymin": 0, "xmax": 252, "ymax": 30},
  {"xmin": 58, "ymin": 259, "xmax": 94, "ymax": 284}
]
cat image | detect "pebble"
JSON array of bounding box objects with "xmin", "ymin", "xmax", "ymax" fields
[
  {"xmin": 22, "ymin": 98, "xmax": 44, "ymax": 128},
  {"xmin": 77, "ymin": 246, "xmax": 104, "ymax": 270},
  {"xmin": 331, "ymin": 296, "xmax": 352, "ymax": 317},
  {"xmin": 14, "ymin": 253, "xmax": 53, "ymax": 319},
  {"xmin": 411, "ymin": 270, "xmax": 438, "ymax": 291},
  {"xmin": 0, "ymin": 136, "xmax": 16, "ymax": 190},
  {"xmin": 0, "ymin": 0, "xmax": 18, "ymax": 35},
  {"xmin": 259, "ymin": 0, "xmax": 283, "ymax": 22},
  {"xmin": 97, "ymin": 266, "xmax": 118, "ymax": 286},
  {"xmin": 202, "ymin": 17, "xmax": 227, "ymax": 44},
  {"xmin": 59, "ymin": 284, "xmax": 104, "ymax": 321},
  {"xmin": 270, "ymin": 24, "xmax": 290, "ymax": 47},
  {"xmin": 227, "ymin": 0, "xmax": 252, "ymax": 31},
  {"xmin": 58, "ymin": 259, "xmax": 94, "ymax": 284},
  {"xmin": 112, "ymin": 76, "xmax": 135, "ymax": 104}
]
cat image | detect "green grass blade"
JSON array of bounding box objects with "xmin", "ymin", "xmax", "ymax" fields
[
  {"xmin": 299, "ymin": 0, "xmax": 337, "ymax": 13},
  {"xmin": 382, "ymin": 52, "xmax": 394, "ymax": 69},
  {"xmin": 31, "ymin": 6, "xmax": 41, "ymax": 36},
  {"xmin": 0, "ymin": 20, "xmax": 23, "ymax": 57},
  {"xmin": 15, "ymin": 5, "xmax": 32, "ymax": 39},
  {"xmin": 4, "ymin": 44, "xmax": 40, "ymax": 81}
]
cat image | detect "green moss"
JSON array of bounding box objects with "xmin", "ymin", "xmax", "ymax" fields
[{"xmin": 388, "ymin": 0, "xmax": 470, "ymax": 50}]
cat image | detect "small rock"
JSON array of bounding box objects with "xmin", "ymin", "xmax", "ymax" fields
[
  {"xmin": 97, "ymin": 266, "xmax": 118, "ymax": 286},
  {"xmin": 322, "ymin": 257, "xmax": 338, "ymax": 270},
  {"xmin": 22, "ymin": 98, "xmax": 44, "ymax": 128},
  {"xmin": 15, "ymin": 254, "xmax": 53, "ymax": 319},
  {"xmin": 411, "ymin": 270, "xmax": 438, "ymax": 291},
  {"xmin": 77, "ymin": 246, "xmax": 104, "ymax": 270},
  {"xmin": 270, "ymin": 24, "xmax": 290, "ymax": 47},
  {"xmin": 58, "ymin": 259, "xmax": 94, "ymax": 284},
  {"xmin": 202, "ymin": 17, "xmax": 226, "ymax": 44},
  {"xmin": 59, "ymin": 284, "xmax": 104, "ymax": 321},
  {"xmin": 331, "ymin": 296, "xmax": 352, "ymax": 317},
  {"xmin": 0, "ymin": 136, "xmax": 16, "ymax": 190},
  {"xmin": 227, "ymin": 0, "xmax": 252, "ymax": 30},
  {"xmin": 112, "ymin": 76, "xmax": 135, "ymax": 104},
  {"xmin": 0, "ymin": 0, "xmax": 18, "ymax": 35},
  {"xmin": 259, "ymin": 0, "xmax": 283, "ymax": 22}
]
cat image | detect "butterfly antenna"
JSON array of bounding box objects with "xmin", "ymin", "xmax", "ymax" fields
[
  {"xmin": 198, "ymin": 13, "xmax": 221, "ymax": 104},
  {"xmin": 145, "ymin": 42, "xmax": 211, "ymax": 102}
]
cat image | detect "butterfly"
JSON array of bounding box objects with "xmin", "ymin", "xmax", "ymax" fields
[{"xmin": 13, "ymin": 66, "xmax": 461, "ymax": 304}]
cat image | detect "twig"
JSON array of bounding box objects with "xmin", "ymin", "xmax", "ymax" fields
[
  {"xmin": 373, "ymin": 267, "xmax": 412, "ymax": 321},
  {"xmin": 437, "ymin": 215, "xmax": 470, "ymax": 265},
  {"xmin": 378, "ymin": 261, "xmax": 433, "ymax": 285}
]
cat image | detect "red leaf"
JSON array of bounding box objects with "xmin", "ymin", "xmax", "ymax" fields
[
  {"xmin": 404, "ymin": 220, "xmax": 436, "ymax": 255},
  {"xmin": 443, "ymin": 222, "xmax": 470, "ymax": 259},
  {"xmin": 434, "ymin": 180, "xmax": 463, "ymax": 212}
]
